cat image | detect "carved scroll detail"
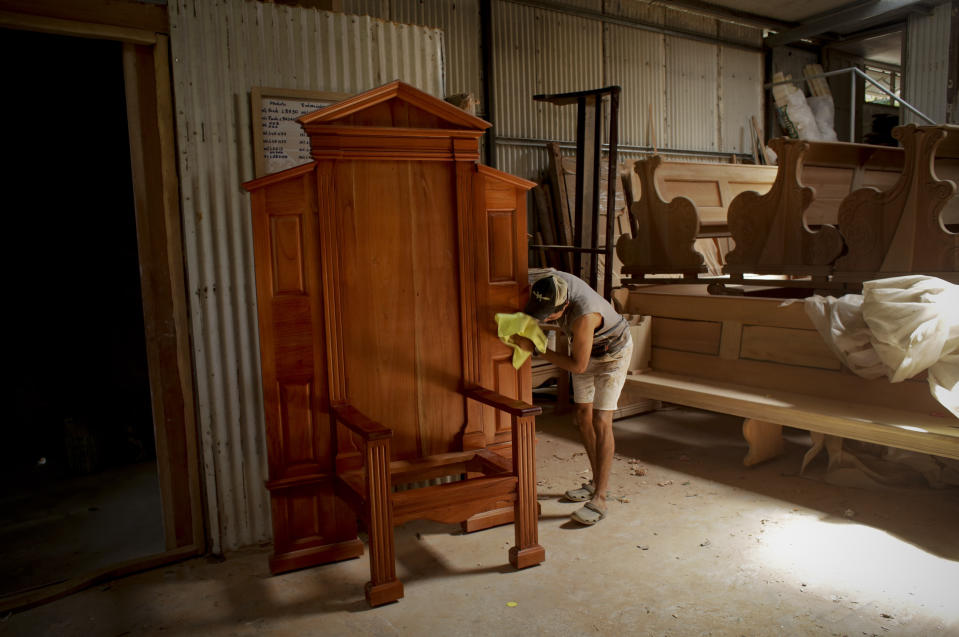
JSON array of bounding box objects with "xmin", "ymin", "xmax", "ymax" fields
[
  {"xmin": 616, "ymin": 156, "xmax": 705, "ymax": 276},
  {"xmin": 725, "ymin": 138, "xmax": 843, "ymax": 277}
]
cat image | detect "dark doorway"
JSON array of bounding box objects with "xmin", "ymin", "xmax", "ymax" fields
[{"xmin": 1, "ymin": 27, "xmax": 164, "ymax": 597}]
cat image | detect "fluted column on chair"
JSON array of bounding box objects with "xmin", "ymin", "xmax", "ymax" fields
[
  {"xmin": 364, "ymin": 438, "xmax": 403, "ymax": 606},
  {"xmin": 509, "ymin": 414, "xmax": 545, "ymax": 569}
]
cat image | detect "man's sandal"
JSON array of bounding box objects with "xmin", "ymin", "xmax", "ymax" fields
[
  {"xmin": 570, "ymin": 502, "xmax": 606, "ymax": 525},
  {"xmin": 564, "ymin": 482, "xmax": 595, "ymax": 502}
]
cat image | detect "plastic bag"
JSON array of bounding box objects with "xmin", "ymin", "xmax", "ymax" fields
[
  {"xmin": 784, "ymin": 87, "xmax": 824, "ymax": 141},
  {"xmin": 806, "ymin": 95, "xmax": 838, "ymax": 142}
]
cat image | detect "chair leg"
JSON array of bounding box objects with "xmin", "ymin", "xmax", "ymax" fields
[
  {"xmin": 364, "ymin": 439, "xmax": 404, "ymax": 606},
  {"xmin": 509, "ymin": 414, "xmax": 546, "ymax": 569}
]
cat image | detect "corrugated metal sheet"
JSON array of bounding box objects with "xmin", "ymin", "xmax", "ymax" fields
[
  {"xmin": 720, "ymin": 46, "xmax": 763, "ymax": 154},
  {"xmin": 168, "ymin": 0, "xmax": 445, "ymax": 553},
  {"xmin": 904, "ymin": 2, "xmax": 951, "ymax": 125},
  {"xmin": 342, "ymin": 0, "xmax": 389, "ymax": 18},
  {"xmin": 605, "ymin": 24, "xmax": 665, "ymax": 148},
  {"xmin": 665, "ymin": 36, "xmax": 719, "ymax": 151},
  {"xmin": 718, "ymin": 20, "xmax": 763, "ymax": 48},
  {"xmin": 492, "ymin": 0, "xmax": 761, "ymax": 165},
  {"xmin": 392, "ymin": 0, "xmax": 482, "ymax": 106},
  {"xmin": 341, "ymin": 1, "xmax": 483, "ymax": 111},
  {"xmin": 604, "ymin": 0, "xmax": 666, "ymax": 24},
  {"xmin": 664, "ymin": 6, "xmax": 718, "ymax": 37},
  {"xmin": 496, "ymin": 138, "xmax": 746, "ymax": 183},
  {"xmin": 496, "ymin": 142, "xmax": 551, "ymax": 180},
  {"xmin": 493, "ymin": 1, "xmax": 604, "ymax": 141}
]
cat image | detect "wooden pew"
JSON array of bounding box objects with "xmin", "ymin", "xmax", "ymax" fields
[
  {"xmin": 616, "ymin": 156, "xmax": 778, "ymax": 279},
  {"xmin": 724, "ymin": 138, "xmax": 905, "ymax": 284},
  {"xmin": 620, "ymin": 285, "xmax": 959, "ymax": 465},
  {"xmin": 834, "ymin": 124, "xmax": 959, "ymax": 283}
]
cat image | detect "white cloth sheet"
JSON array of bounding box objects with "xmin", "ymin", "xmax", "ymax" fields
[{"xmin": 804, "ymin": 275, "xmax": 959, "ymax": 418}]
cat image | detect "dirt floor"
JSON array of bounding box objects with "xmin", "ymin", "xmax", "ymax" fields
[{"xmin": 3, "ymin": 405, "xmax": 958, "ymax": 636}]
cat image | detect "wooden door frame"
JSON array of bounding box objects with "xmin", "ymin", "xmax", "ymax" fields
[{"xmin": 0, "ymin": 9, "xmax": 204, "ymax": 612}]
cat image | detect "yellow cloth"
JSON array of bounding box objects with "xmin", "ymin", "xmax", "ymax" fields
[{"xmin": 495, "ymin": 312, "xmax": 548, "ymax": 369}]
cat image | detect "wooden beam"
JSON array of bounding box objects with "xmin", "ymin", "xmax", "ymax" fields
[{"xmin": 0, "ymin": 8, "xmax": 157, "ymax": 43}]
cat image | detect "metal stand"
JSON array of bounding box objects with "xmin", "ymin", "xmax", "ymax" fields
[{"xmin": 532, "ymin": 86, "xmax": 621, "ymax": 300}]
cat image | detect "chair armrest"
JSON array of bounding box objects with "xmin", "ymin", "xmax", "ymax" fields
[
  {"xmin": 462, "ymin": 385, "xmax": 542, "ymax": 417},
  {"xmin": 332, "ymin": 402, "xmax": 392, "ymax": 441}
]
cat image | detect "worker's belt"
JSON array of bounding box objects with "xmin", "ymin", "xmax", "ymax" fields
[{"xmin": 590, "ymin": 324, "xmax": 630, "ymax": 359}]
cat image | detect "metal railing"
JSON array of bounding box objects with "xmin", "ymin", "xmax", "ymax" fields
[{"xmin": 765, "ymin": 66, "xmax": 937, "ymax": 142}]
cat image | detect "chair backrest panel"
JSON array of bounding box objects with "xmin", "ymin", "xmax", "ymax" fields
[{"xmin": 334, "ymin": 159, "xmax": 466, "ymax": 461}]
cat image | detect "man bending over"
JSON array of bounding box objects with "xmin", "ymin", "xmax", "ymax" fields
[{"xmin": 512, "ymin": 270, "xmax": 632, "ymax": 526}]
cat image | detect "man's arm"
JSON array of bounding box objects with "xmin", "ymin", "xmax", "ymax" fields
[{"xmin": 514, "ymin": 313, "xmax": 600, "ymax": 374}]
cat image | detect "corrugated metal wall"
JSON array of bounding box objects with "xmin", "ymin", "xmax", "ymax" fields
[
  {"xmin": 168, "ymin": 0, "xmax": 765, "ymax": 553},
  {"xmin": 343, "ymin": 0, "xmax": 764, "ymax": 180},
  {"xmin": 904, "ymin": 1, "xmax": 953, "ymax": 125},
  {"xmin": 492, "ymin": 1, "xmax": 764, "ymax": 179},
  {"xmin": 344, "ymin": 0, "xmax": 483, "ymax": 108},
  {"xmin": 168, "ymin": 0, "xmax": 445, "ymax": 553}
]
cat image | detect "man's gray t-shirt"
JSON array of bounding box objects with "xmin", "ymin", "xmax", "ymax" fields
[{"xmin": 545, "ymin": 269, "xmax": 629, "ymax": 358}]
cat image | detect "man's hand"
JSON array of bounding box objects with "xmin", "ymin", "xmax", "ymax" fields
[{"xmin": 510, "ymin": 335, "xmax": 536, "ymax": 353}]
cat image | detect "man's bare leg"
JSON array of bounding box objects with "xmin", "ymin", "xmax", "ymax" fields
[
  {"xmin": 574, "ymin": 402, "xmax": 597, "ymax": 476},
  {"xmin": 587, "ymin": 409, "xmax": 614, "ymax": 513}
]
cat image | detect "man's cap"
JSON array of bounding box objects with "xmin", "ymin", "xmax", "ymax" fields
[{"xmin": 524, "ymin": 274, "xmax": 569, "ymax": 320}]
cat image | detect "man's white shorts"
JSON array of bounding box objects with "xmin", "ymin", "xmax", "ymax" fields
[{"xmin": 571, "ymin": 337, "xmax": 633, "ymax": 411}]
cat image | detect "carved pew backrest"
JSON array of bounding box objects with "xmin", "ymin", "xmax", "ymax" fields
[
  {"xmin": 835, "ymin": 124, "xmax": 959, "ymax": 280},
  {"xmin": 725, "ymin": 139, "xmax": 905, "ymax": 279},
  {"xmin": 933, "ymin": 125, "xmax": 959, "ymax": 231},
  {"xmin": 800, "ymin": 141, "xmax": 904, "ymax": 226},
  {"xmin": 617, "ymin": 157, "xmax": 777, "ymax": 278}
]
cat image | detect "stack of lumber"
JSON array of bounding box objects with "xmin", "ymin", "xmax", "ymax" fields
[
  {"xmin": 803, "ymin": 64, "xmax": 831, "ymax": 98},
  {"xmin": 529, "ymin": 142, "xmax": 630, "ymax": 288}
]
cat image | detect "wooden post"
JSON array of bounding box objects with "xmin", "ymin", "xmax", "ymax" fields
[
  {"xmin": 742, "ymin": 418, "xmax": 785, "ymax": 467},
  {"xmin": 508, "ymin": 414, "xmax": 545, "ymax": 569},
  {"xmin": 363, "ymin": 438, "xmax": 403, "ymax": 606}
]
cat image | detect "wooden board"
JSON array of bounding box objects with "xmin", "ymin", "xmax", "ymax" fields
[{"xmin": 625, "ymin": 371, "xmax": 959, "ymax": 460}]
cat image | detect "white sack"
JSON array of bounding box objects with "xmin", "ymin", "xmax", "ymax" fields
[
  {"xmin": 806, "ymin": 95, "xmax": 838, "ymax": 142},
  {"xmin": 805, "ymin": 275, "xmax": 959, "ymax": 417},
  {"xmin": 783, "ymin": 86, "xmax": 824, "ymax": 141}
]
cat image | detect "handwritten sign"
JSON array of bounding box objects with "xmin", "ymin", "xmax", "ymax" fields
[{"xmin": 251, "ymin": 87, "xmax": 348, "ymax": 178}]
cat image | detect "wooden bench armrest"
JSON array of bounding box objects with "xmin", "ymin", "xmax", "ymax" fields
[
  {"xmin": 462, "ymin": 385, "xmax": 542, "ymax": 417},
  {"xmin": 331, "ymin": 402, "xmax": 393, "ymax": 441}
]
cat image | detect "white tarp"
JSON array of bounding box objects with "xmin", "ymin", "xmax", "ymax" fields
[{"xmin": 804, "ymin": 275, "xmax": 959, "ymax": 418}]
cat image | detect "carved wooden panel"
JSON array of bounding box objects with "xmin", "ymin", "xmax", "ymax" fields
[
  {"xmin": 651, "ymin": 318, "xmax": 721, "ymax": 355},
  {"xmin": 617, "ymin": 156, "xmax": 705, "ymax": 276},
  {"xmin": 488, "ymin": 211, "xmax": 517, "ymax": 283},
  {"xmin": 835, "ymin": 124, "xmax": 959, "ymax": 280},
  {"xmin": 740, "ymin": 326, "xmax": 841, "ymax": 370},
  {"xmin": 270, "ymin": 215, "xmax": 306, "ymax": 294},
  {"xmin": 725, "ymin": 138, "xmax": 845, "ymax": 278},
  {"xmin": 474, "ymin": 166, "xmax": 532, "ymax": 446},
  {"xmin": 247, "ymin": 164, "xmax": 360, "ymax": 573}
]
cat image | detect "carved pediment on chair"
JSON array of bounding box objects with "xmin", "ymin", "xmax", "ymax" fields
[{"xmin": 299, "ymin": 81, "xmax": 490, "ymax": 160}]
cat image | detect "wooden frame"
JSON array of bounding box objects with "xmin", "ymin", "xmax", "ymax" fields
[
  {"xmin": 250, "ymin": 86, "xmax": 349, "ymax": 178},
  {"xmin": 123, "ymin": 36, "xmax": 204, "ymax": 555},
  {"xmin": 0, "ymin": 6, "xmax": 203, "ymax": 613}
]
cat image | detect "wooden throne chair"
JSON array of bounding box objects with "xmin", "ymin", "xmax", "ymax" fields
[{"xmin": 243, "ymin": 81, "xmax": 544, "ymax": 607}]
